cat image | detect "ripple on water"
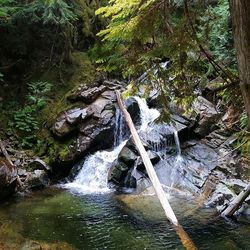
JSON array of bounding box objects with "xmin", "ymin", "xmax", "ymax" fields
[{"xmin": 0, "ymin": 187, "xmax": 249, "ymax": 250}]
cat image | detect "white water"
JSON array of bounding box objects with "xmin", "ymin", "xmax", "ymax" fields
[
  {"xmin": 64, "ymin": 97, "xmax": 160, "ymax": 194},
  {"xmin": 133, "ymin": 96, "xmax": 160, "ymax": 131},
  {"xmin": 170, "ymin": 127, "xmax": 184, "ymax": 187},
  {"xmin": 64, "ymin": 141, "xmax": 127, "ymax": 193}
]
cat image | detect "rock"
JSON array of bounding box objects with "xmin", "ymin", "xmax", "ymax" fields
[
  {"xmin": 220, "ymin": 105, "xmax": 240, "ymax": 129},
  {"xmin": 125, "ymin": 97, "xmax": 141, "ymax": 126},
  {"xmin": 193, "ymin": 96, "xmax": 221, "ymax": 137},
  {"xmin": 103, "ymin": 79, "xmax": 125, "ymax": 90},
  {"xmin": 118, "ymin": 147, "xmax": 137, "ymax": 166},
  {"xmin": 66, "ymin": 108, "xmax": 89, "ymax": 125},
  {"xmin": 27, "ymin": 158, "xmax": 50, "ymax": 172},
  {"xmin": 108, "ymin": 160, "xmax": 130, "ymax": 185},
  {"xmin": 88, "ymin": 97, "xmax": 113, "ymax": 118},
  {"xmin": 52, "ymin": 107, "xmax": 89, "ymax": 138},
  {"xmin": 238, "ymin": 203, "xmax": 250, "ymax": 216},
  {"xmin": 146, "ymin": 88, "xmax": 161, "ymax": 108},
  {"xmin": 99, "ymin": 109, "xmax": 115, "ymax": 125},
  {"xmin": 205, "ymin": 183, "xmax": 235, "ymax": 209},
  {"xmin": 137, "ymin": 150, "xmax": 160, "ymax": 171},
  {"xmin": 24, "ymin": 170, "xmax": 49, "ymax": 190},
  {"xmin": 17, "ymin": 168, "xmax": 28, "ymax": 177},
  {"xmin": 0, "ymin": 160, "xmax": 17, "ymax": 200},
  {"xmin": 68, "ymin": 84, "xmax": 107, "ymax": 103},
  {"xmin": 101, "ymin": 90, "xmax": 117, "ymax": 101}
]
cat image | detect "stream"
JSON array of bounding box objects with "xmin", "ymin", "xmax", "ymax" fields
[
  {"xmin": 0, "ymin": 97, "xmax": 249, "ymax": 249},
  {"xmin": 0, "ymin": 188, "xmax": 249, "ymax": 249}
]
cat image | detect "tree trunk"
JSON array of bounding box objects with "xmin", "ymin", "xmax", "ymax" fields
[
  {"xmin": 116, "ymin": 91, "xmax": 197, "ymax": 250},
  {"xmin": 230, "ymin": 1, "xmax": 250, "ymax": 130},
  {"xmin": 222, "ymin": 183, "xmax": 250, "ymax": 217}
]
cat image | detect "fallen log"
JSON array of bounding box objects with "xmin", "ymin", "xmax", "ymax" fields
[
  {"xmin": 222, "ymin": 183, "xmax": 250, "ymax": 217},
  {"xmin": 0, "ymin": 139, "xmax": 23, "ymax": 187},
  {"xmin": 116, "ymin": 91, "xmax": 197, "ymax": 250},
  {"xmin": 0, "ymin": 139, "xmax": 14, "ymax": 166}
]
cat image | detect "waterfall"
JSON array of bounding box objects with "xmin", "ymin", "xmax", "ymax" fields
[
  {"xmin": 113, "ymin": 109, "xmax": 124, "ymax": 147},
  {"xmin": 172, "ymin": 127, "xmax": 181, "ymax": 157},
  {"xmin": 170, "ymin": 127, "xmax": 184, "ymax": 187},
  {"xmin": 63, "ymin": 141, "xmax": 127, "ymax": 193},
  {"xmin": 63, "ymin": 96, "xmax": 159, "ymax": 194},
  {"xmin": 133, "ymin": 96, "xmax": 160, "ymax": 131}
]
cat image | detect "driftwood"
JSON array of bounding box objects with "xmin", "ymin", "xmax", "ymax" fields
[
  {"xmin": 0, "ymin": 139, "xmax": 14, "ymax": 166},
  {"xmin": 0, "ymin": 139, "xmax": 23, "ymax": 186},
  {"xmin": 222, "ymin": 183, "xmax": 250, "ymax": 217},
  {"xmin": 116, "ymin": 91, "xmax": 197, "ymax": 250}
]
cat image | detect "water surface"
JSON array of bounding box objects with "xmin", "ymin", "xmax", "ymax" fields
[{"xmin": 0, "ymin": 188, "xmax": 249, "ymax": 249}]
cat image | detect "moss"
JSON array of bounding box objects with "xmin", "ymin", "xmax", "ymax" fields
[
  {"xmin": 37, "ymin": 51, "xmax": 96, "ymax": 126},
  {"xmin": 68, "ymin": 51, "xmax": 96, "ymax": 86},
  {"xmin": 58, "ymin": 145, "xmax": 71, "ymax": 160},
  {"xmin": 32, "ymin": 51, "xmax": 97, "ymax": 157},
  {"xmin": 37, "ymin": 130, "xmax": 75, "ymax": 165}
]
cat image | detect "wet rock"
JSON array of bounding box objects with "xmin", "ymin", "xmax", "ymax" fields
[
  {"xmin": 24, "ymin": 170, "xmax": 49, "ymax": 190},
  {"xmin": 146, "ymin": 88, "xmax": 161, "ymax": 108},
  {"xmin": 137, "ymin": 150, "xmax": 160, "ymax": 171},
  {"xmin": 239, "ymin": 203, "xmax": 250, "ymax": 216},
  {"xmin": 205, "ymin": 183, "xmax": 235, "ymax": 209},
  {"xmin": 118, "ymin": 147, "xmax": 137, "ymax": 166},
  {"xmin": 108, "ymin": 160, "xmax": 130, "ymax": 185},
  {"xmin": 193, "ymin": 96, "xmax": 221, "ymax": 137},
  {"xmin": 125, "ymin": 97, "xmax": 141, "ymax": 126},
  {"xmin": 0, "ymin": 160, "xmax": 17, "ymax": 200}
]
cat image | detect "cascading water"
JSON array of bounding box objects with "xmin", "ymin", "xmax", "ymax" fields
[
  {"xmin": 64, "ymin": 97, "xmax": 160, "ymax": 194},
  {"xmin": 173, "ymin": 127, "xmax": 181, "ymax": 157},
  {"xmin": 63, "ymin": 141, "xmax": 127, "ymax": 193},
  {"xmin": 133, "ymin": 96, "xmax": 160, "ymax": 131},
  {"xmin": 170, "ymin": 127, "xmax": 185, "ymax": 188},
  {"xmin": 113, "ymin": 109, "xmax": 125, "ymax": 147}
]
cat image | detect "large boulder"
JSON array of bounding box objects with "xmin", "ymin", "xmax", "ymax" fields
[
  {"xmin": 52, "ymin": 107, "xmax": 90, "ymax": 138},
  {"xmin": 193, "ymin": 96, "xmax": 221, "ymax": 137},
  {"xmin": 0, "ymin": 160, "xmax": 17, "ymax": 200},
  {"xmin": 125, "ymin": 97, "xmax": 141, "ymax": 126},
  {"xmin": 50, "ymin": 82, "xmax": 121, "ymax": 172}
]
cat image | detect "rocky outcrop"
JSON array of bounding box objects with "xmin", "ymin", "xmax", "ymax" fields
[
  {"xmin": 49, "ymin": 80, "xmax": 127, "ymax": 175},
  {"xmin": 193, "ymin": 96, "xmax": 221, "ymax": 137},
  {"xmin": 108, "ymin": 125, "xmax": 250, "ymax": 214}
]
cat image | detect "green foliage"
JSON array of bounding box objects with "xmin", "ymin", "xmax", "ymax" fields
[
  {"xmin": 235, "ymin": 131, "xmax": 250, "ymax": 155},
  {"xmin": 27, "ymin": 81, "xmax": 52, "ymax": 108},
  {"xmin": 15, "ymin": 0, "xmax": 77, "ymax": 26},
  {"xmin": 0, "ymin": 0, "xmax": 18, "ymax": 19},
  {"xmin": 93, "ymin": 0, "xmax": 240, "ymax": 118},
  {"xmin": 240, "ymin": 112, "xmax": 248, "ymax": 130},
  {"xmin": 198, "ymin": 0, "xmax": 236, "ymax": 68},
  {"xmin": 8, "ymin": 81, "xmax": 52, "ymax": 148}
]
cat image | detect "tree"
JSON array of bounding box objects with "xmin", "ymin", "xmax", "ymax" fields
[
  {"xmin": 229, "ymin": 0, "xmax": 250, "ymax": 130},
  {"xmin": 95, "ymin": 0, "xmax": 239, "ymax": 115}
]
